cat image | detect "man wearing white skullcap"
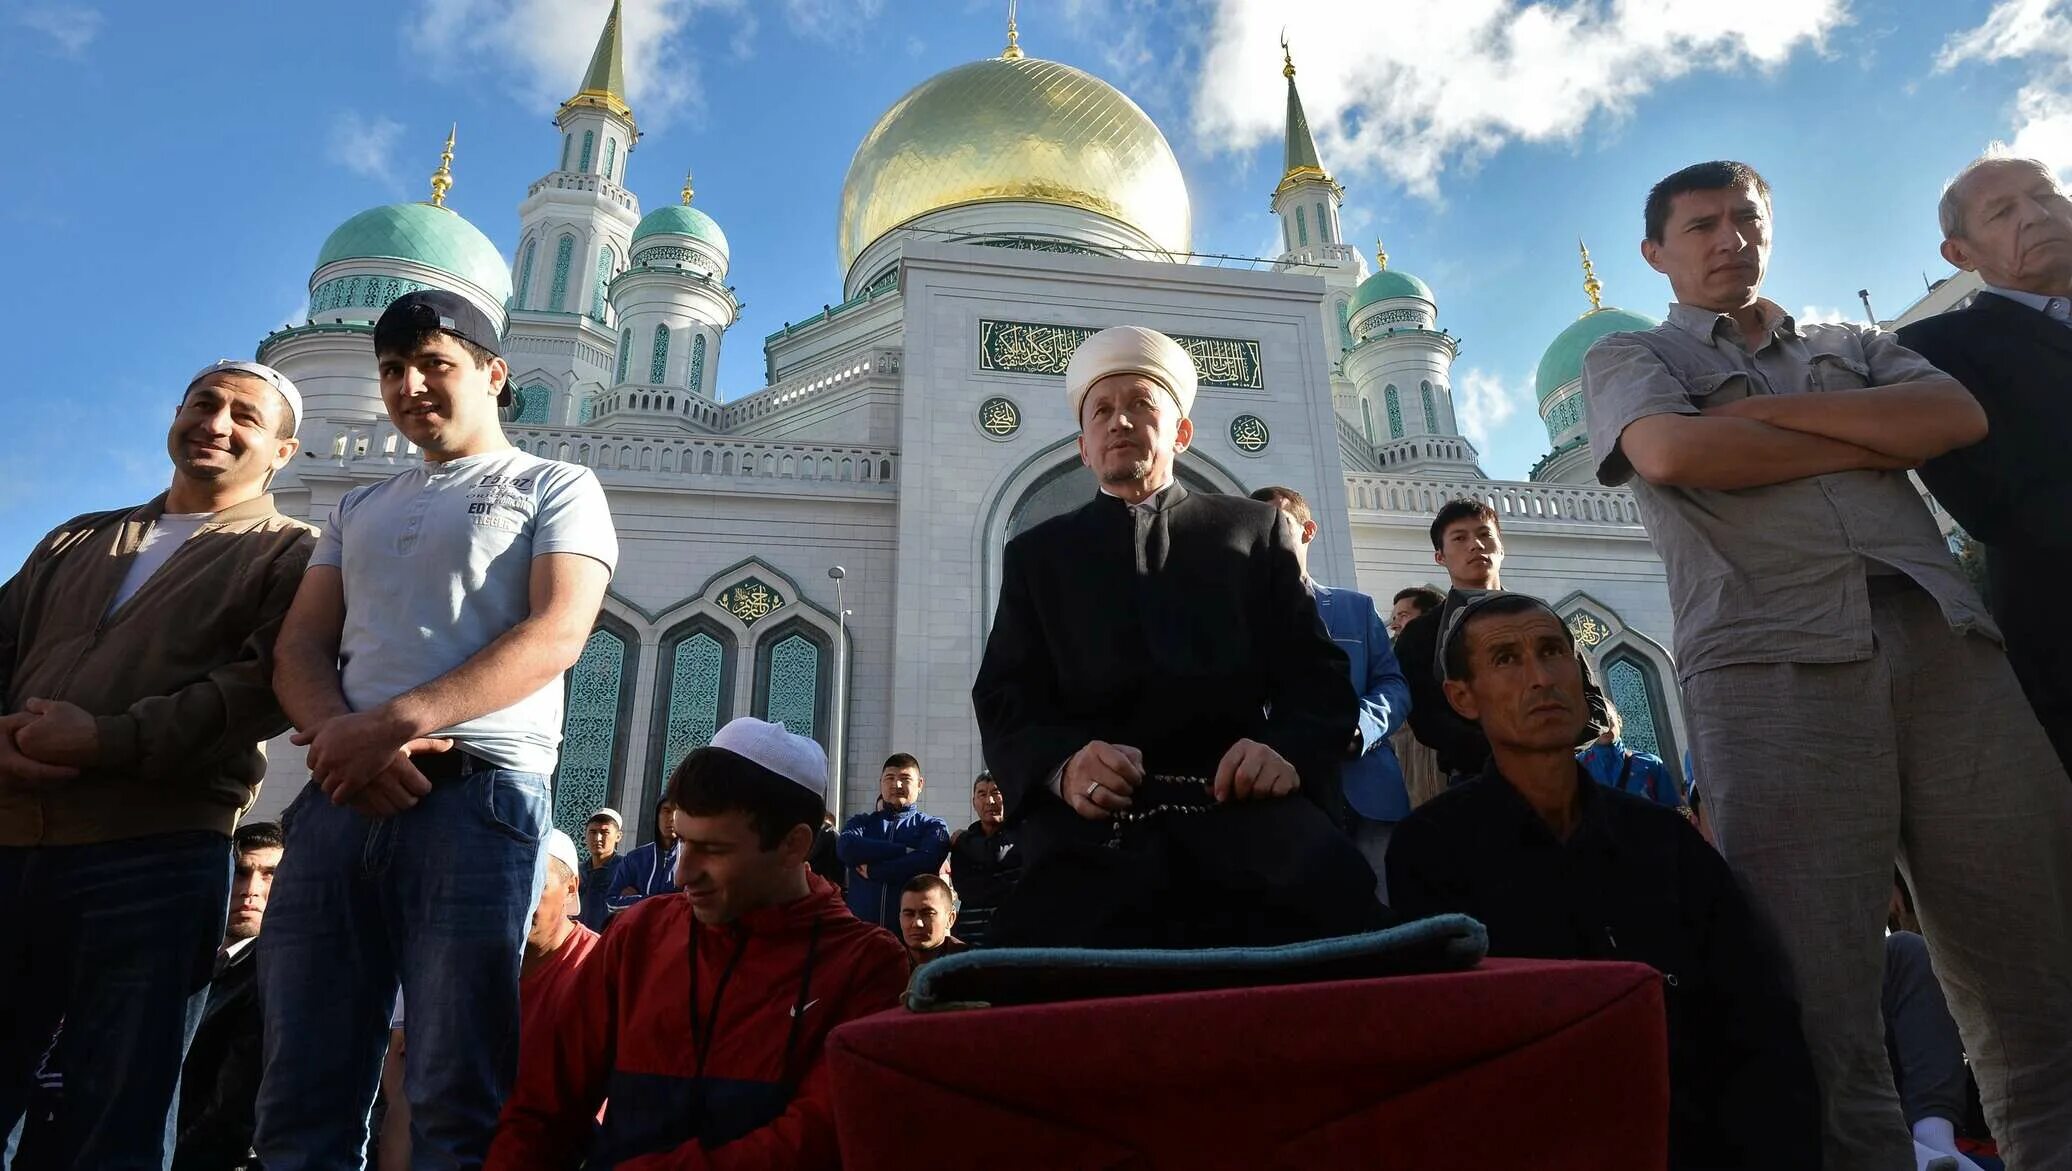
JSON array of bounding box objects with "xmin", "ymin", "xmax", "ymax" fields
[
  {"xmin": 973, "ymin": 326, "xmax": 1381, "ymax": 949},
  {"xmin": 487, "ymin": 717, "xmax": 910, "ymax": 1169},
  {"xmin": 0, "ymin": 358, "xmax": 317, "ymax": 1165}
]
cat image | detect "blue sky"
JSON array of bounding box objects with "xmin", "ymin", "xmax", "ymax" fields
[{"xmin": 4, "ymin": 0, "xmax": 2068, "ymax": 572}]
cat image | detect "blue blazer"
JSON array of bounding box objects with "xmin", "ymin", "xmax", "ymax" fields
[{"xmin": 1313, "ymin": 583, "xmax": 1413, "ymax": 822}]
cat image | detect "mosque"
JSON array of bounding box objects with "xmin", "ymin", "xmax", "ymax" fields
[{"xmin": 249, "ymin": 3, "xmax": 1682, "ymax": 840}]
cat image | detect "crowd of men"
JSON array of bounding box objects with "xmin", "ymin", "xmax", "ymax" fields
[{"xmin": 1, "ymin": 151, "xmax": 2068, "ymax": 1171}]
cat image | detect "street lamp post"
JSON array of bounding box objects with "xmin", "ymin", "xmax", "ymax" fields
[{"xmin": 827, "ymin": 566, "xmax": 848, "ymax": 819}]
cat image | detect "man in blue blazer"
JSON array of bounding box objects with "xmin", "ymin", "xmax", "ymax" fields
[{"xmin": 1254, "ymin": 488, "xmax": 1412, "ymax": 899}]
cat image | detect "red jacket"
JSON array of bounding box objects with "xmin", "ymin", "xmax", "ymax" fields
[{"xmin": 488, "ymin": 874, "xmax": 910, "ymax": 1171}]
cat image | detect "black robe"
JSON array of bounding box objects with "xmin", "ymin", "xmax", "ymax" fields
[{"xmin": 972, "ymin": 483, "xmax": 1381, "ymax": 948}]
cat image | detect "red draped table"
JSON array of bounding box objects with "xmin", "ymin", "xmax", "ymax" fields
[{"xmin": 828, "ymin": 957, "xmax": 1669, "ymax": 1170}]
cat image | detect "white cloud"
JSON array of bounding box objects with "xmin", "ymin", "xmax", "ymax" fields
[
  {"xmin": 1797, "ymin": 304, "xmax": 1857, "ymax": 325},
  {"xmin": 1938, "ymin": 0, "xmax": 2072, "ymax": 177},
  {"xmin": 327, "ymin": 112, "xmax": 406, "ymax": 186},
  {"xmin": 1453, "ymin": 367, "xmax": 1522, "ymax": 453},
  {"xmin": 1180, "ymin": 0, "xmax": 1849, "ymax": 198},
  {"xmin": 13, "ymin": 5, "xmax": 104, "ymax": 56}
]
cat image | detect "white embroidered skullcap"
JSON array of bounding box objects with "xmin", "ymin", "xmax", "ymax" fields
[
  {"xmin": 1064, "ymin": 325, "xmax": 1197, "ymax": 423},
  {"xmin": 186, "ymin": 360, "xmax": 304, "ymax": 437},
  {"xmin": 710, "ymin": 716, "xmax": 828, "ymax": 798}
]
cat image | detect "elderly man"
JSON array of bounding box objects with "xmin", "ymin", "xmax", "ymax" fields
[
  {"xmin": 1897, "ymin": 152, "xmax": 2072, "ymax": 770},
  {"xmin": 973, "ymin": 325, "xmax": 1377, "ymax": 949},
  {"xmin": 1583, "ymin": 159, "xmax": 2072, "ymax": 1169},
  {"xmin": 0, "ymin": 360, "xmax": 314, "ymax": 1166},
  {"xmin": 1387, "ymin": 593, "xmax": 1821, "ymax": 1170}
]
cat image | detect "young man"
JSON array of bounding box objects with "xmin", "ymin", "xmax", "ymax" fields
[
  {"xmin": 576, "ymin": 807, "xmax": 621, "ymax": 931},
  {"xmin": 172, "ymin": 821, "xmax": 285, "ymax": 1171},
  {"xmin": 1392, "ymin": 499, "xmax": 1606, "ymax": 783},
  {"xmin": 1387, "ymin": 593, "xmax": 1821, "ymax": 1170},
  {"xmin": 258, "ymin": 289, "xmax": 618, "ymax": 1168},
  {"xmin": 1253, "ymin": 485, "xmax": 1411, "ymax": 900},
  {"xmin": 899, "ymin": 874, "xmax": 969, "ymax": 962},
  {"xmin": 605, "ymin": 797, "xmax": 680, "ymax": 917},
  {"xmin": 973, "ymin": 326, "xmax": 1375, "ymax": 948},
  {"xmin": 1388, "ymin": 586, "xmax": 1444, "ymax": 639},
  {"xmin": 1897, "ymin": 152, "xmax": 2072, "ymax": 770},
  {"xmin": 1387, "ymin": 587, "xmax": 1449, "ymax": 811},
  {"xmin": 1583, "ymin": 159, "xmax": 2072, "ymax": 1168},
  {"xmin": 486, "ymin": 718, "xmax": 911, "ymax": 1170},
  {"xmin": 946, "ymin": 771, "xmax": 1020, "ymax": 946},
  {"xmin": 0, "ymin": 359, "xmax": 313, "ymax": 1167},
  {"xmin": 836, "ymin": 754, "xmax": 950, "ymax": 931}
]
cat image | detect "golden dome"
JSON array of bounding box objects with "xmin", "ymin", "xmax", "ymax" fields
[{"xmin": 837, "ymin": 54, "xmax": 1192, "ymax": 276}]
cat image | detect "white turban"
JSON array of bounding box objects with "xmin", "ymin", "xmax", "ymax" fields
[{"xmin": 1064, "ymin": 326, "xmax": 1197, "ymax": 424}]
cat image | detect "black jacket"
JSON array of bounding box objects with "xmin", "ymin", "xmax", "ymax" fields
[
  {"xmin": 173, "ymin": 943, "xmax": 263, "ymax": 1171},
  {"xmin": 947, "ymin": 820, "xmax": 1023, "ymax": 945},
  {"xmin": 1898, "ymin": 291, "xmax": 2072, "ymax": 764},
  {"xmin": 1387, "ymin": 764, "xmax": 1820, "ymax": 1171},
  {"xmin": 1395, "ymin": 589, "xmax": 1609, "ymax": 777}
]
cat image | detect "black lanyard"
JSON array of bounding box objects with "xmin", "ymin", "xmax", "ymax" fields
[{"xmin": 686, "ymin": 914, "xmax": 826, "ymax": 1091}]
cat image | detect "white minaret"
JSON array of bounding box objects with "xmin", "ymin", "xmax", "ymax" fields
[
  {"xmin": 1342, "ymin": 239, "xmax": 1482, "ymax": 477},
  {"xmin": 593, "ymin": 169, "xmax": 741, "ymax": 428},
  {"xmin": 1270, "ymin": 39, "xmax": 1366, "ymax": 355}
]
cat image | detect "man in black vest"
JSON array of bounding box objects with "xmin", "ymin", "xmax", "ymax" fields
[
  {"xmin": 1897, "ymin": 152, "xmax": 2072, "ymax": 769},
  {"xmin": 973, "ymin": 325, "xmax": 1378, "ymax": 948}
]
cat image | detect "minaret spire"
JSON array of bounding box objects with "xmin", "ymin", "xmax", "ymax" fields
[
  {"xmin": 426, "ymin": 124, "xmax": 456, "ymax": 210},
  {"xmin": 561, "ymin": 0, "xmax": 635, "ymax": 128},
  {"xmin": 1002, "ymin": 0, "xmax": 1023, "ymax": 59},
  {"xmin": 1374, "ymin": 237, "xmax": 1388, "ymax": 271},
  {"xmin": 1579, "ymin": 238, "xmax": 1603, "ymax": 313},
  {"xmin": 1274, "ymin": 33, "xmax": 1329, "ymax": 195},
  {"xmin": 681, "ymin": 168, "xmax": 695, "ymax": 205}
]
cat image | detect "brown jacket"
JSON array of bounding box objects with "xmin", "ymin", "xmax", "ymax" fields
[{"xmin": 0, "ymin": 493, "xmax": 317, "ymax": 845}]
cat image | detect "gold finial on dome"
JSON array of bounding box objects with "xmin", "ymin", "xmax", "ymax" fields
[
  {"xmin": 1002, "ymin": 0, "xmax": 1023, "ymax": 58},
  {"xmin": 1579, "ymin": 238, "xmax": 1603, "ymax": 313},
  {"xmin": 1374, "ymin": 237, "xmax": 1388, "ymax": 271},
  {"xmin": 1281, "ymin": 30, "xmax": 1296, "ymax": 79},
  {"xmin": 681, "ymin": 169, "xmax": 695, "ymax": 205},
  {"xmin": 427, "ymin": 124, "xmax": 456, "ymax": 209}
]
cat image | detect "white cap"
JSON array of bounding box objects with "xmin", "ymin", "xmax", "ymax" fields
[
  {"xmin": 1064, "ymin": 325, "xmax": 1197, "ymax": 424},
  {"xmin": 589, "ymin": 807, "xmax": 622, "ymax": 828},
  {"xmin": 710, "ymin": 716, "xmax": 828, "ymax": 798},
  {"xmin": 542, "ymin": 828, "xmax": 581, "ymax": 877},
  {"xmin": 186, "ymin": 359, "xmax": 304, "ymax": 437}
]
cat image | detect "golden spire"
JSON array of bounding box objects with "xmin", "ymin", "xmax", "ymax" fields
[
  {"xmin": 1374, "ymin": 237, "xmax": 1388, "ymax": 271},
  {"xmin": 1002, "ymin": 0, "xmax": 1023, "ymax": 58},
  {"xmin": 427, "ymin": 124, "xmax": 456, "ymax": 209},
  {"xmin": 1579, "ymin": 238, "xmax": 1603, "ymax": 313},
  {"xmin": 1281, "ymin": 30, "xmax": 1296, "ymax": 79},
  {"xmin": 681, "ymin": 169, "xmax": 695, "ymax": 205}
]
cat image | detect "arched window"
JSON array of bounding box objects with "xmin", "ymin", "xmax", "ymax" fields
[
  {"xmin": 1335, "ymin": 297, "xmax": 1353, "ymax": 351},
  {"xmin": 603, "ymin": 138, "xmax": 617, "ymax": 180},
  {"xmin": 753, "ymin": 620, "xmax": 831, "ymax": 744},
  {"xmin": 616, "ymin": 328, "xmax": 632, "ymax": 383},
  {"xmin": 511, "ymin": 383, "xmax": 550, "ymax": 425},
  {"xmin": 1315, "ymin": 201, "xmax": 1329, "ymax": 242},
  {"xmin": 515, "ymin": 238, "xmax": 537, "ymax": 308},
  {"xmin": 578, "ymin": 130, "xmax": 595, "ymax": 171},
  {"xmin": 650, "ymin": 324, "xmax": 671, "ymax": 384},
  {"xmin": 1295, "ymin": 205, "xmax": 1309, "ymax": 247},
  {"xmin": 688, "ymin": 334, "xmax": 706, "ymax": 393},
  {"xmin": 1385, "ymin": 384, "xmax": 1404, "ymax": 440},
  {"xmin": 651, "ymin": 622, "xmax": 734, "ymax": 786},
  {"xmin": 1362, "ymin": 398, "xmax": 1375, "ymax": 444},
  {"xmin": 591, "ymin": 246, "xmax": 612, "ymax": 323},
  {"xmin": 549, "ymin": 234, "xmax": 575, "ymax": 312},
  {"xmin": 560, "ymin": 133, "xmax": 573, "ymax": 171},
  {"xmin": 1421, "ymin": 381, "xmax": 1438, "ymax": 432},
  {"xmin": 552, "ymin": 622, "xmax": 636, "ymax": 846},
  {"xmin": 1604, "ymin": 651, "xmax": 1672, "ymax": 761}
]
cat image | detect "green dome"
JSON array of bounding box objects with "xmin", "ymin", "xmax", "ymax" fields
[
  {"xmin": 633, "ymin": 205, "xmax": 729, "ymax": 254},
  {"xmin": 1350, "ymin": 268, "xmax": 1434, "ymax": 313},
  {"xmin": 315, "ymin": 202, "xmax": 511, "ymax": 305},
  {"xmin": 1535, "ymin": 307, "xmax": 1657, "ymax": 403}
]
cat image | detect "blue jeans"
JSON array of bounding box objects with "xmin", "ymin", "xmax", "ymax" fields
[
  {"xmin": 254, "ymin": 766, "xmax": 548, "ymax": 1171},
  {"xmin": 0, "ymin": 830, "xmax": 233, "ymax": 1170}
]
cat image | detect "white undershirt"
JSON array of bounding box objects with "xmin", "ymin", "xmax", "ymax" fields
[{"xmin": 107, "ymin": 512, "xmax": 213, "ymax": 614}]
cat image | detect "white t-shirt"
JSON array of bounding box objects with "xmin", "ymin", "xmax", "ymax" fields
[{"xmin": 107, "ymin": 512, "xmax": 213, "ymax": 614}]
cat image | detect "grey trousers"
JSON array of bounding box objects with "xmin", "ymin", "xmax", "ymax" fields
[
  {"xmin": 1685, "ymin": 586, "xmax": 2072, "ymax": 1171},
  {"xmin": 1885, "ymin": 930, "xmax": 1968, "ymax": 1129}
]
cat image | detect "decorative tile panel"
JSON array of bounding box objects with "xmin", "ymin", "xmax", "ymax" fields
[
  {"xmin": 977, "ymin": 320, "xmax": 1263, "ymax": 389},
  {"xmin": 716, "ymin": 577, "xmax": 786, "ymax": 625}
]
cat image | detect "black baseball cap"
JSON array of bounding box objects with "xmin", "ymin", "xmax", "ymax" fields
[{"xmin": 374, "ymin": 289, "xmax": 512, "ymax": 406}]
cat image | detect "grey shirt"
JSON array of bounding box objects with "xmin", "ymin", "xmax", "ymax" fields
[
  {"xmin": 313, "ymin": 448, "xmax": 618, "ymax": 774},
  {"xmin": 1582, "ymin": 299, "xmax": 1996, "ymax": 683}
]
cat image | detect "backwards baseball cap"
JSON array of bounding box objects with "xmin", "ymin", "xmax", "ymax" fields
[
  {"xmin": 185, "ymin": 360, "xmax": 304, "ymax": 437},
  {"xmin": 373, "ymin": 289, "xmax": 512, "ymax": 406},
  {"xmin": 709, "ymin": 716, "xmax": 829, "ymax": 799}
]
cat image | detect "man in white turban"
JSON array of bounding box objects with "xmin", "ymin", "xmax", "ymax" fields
[{"xmin": 973, "ymin": 326, "xmax": 1381, "ymax": 948}]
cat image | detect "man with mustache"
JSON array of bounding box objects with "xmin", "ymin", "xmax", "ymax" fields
[
  {"xmin": 1387, "ymin": 592, "xmax": 1821, "ymax": 1170},
  {"xmin": 1898, "ymin": 152, "xmax": 2072, "ymax": 772},
  {"xmin": 973, "ymin": 325, "xmax": 1377, "ymax": 946},
  {"xmin": 1582, "ymin": 159, "xmax": 2072, "ymax": 1169},
  {"xmin": 0, "ymin": 360, "xmax": 314, "ymax": 1166}
]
